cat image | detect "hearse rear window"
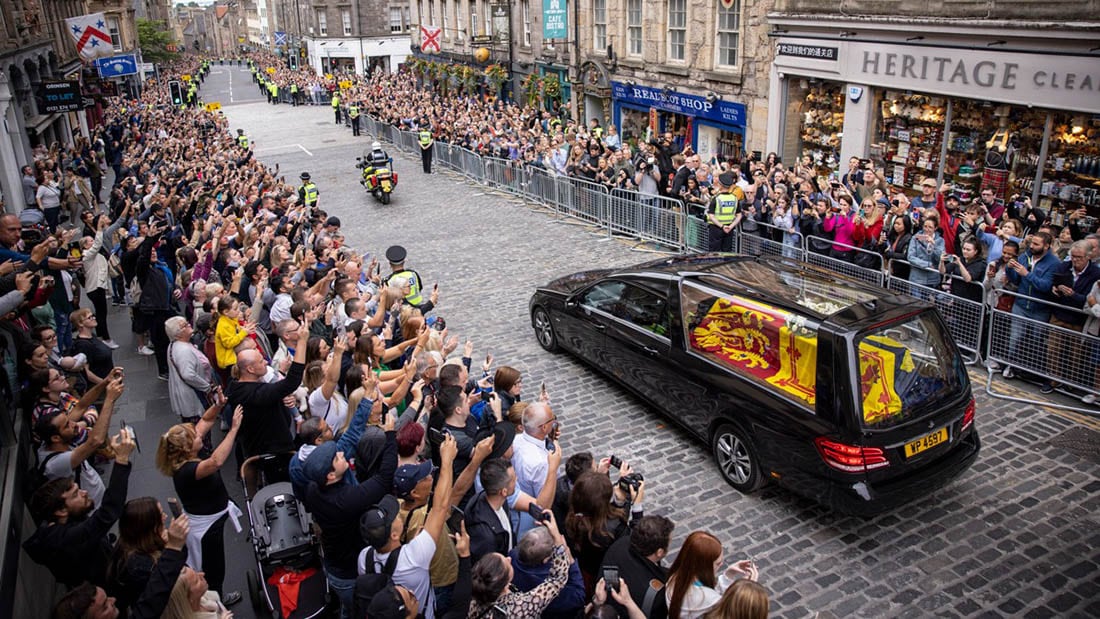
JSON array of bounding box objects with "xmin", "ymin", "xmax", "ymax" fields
[
  {"xmin": 856, "ymin": 312, "xmax": 966, "ymax": 429},
  {"xmin": 681, "ymin": 281, "xmax": 819, "ymax": 409},
  {"xmin": 701, "ymin": 261, "xmax": 878, "ymax": 316}
]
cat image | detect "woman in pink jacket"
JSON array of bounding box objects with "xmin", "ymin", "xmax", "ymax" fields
[{"xmin": 823, "ymin": 194, "xmax": 858, "ymax": 262}]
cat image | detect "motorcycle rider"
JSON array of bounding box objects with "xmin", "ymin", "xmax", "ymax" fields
[{"xmin": 367, "ymin": 141, "xmax": 391, "ymax": 169}]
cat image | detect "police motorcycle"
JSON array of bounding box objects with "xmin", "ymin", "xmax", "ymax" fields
[{"xmin": 356, "ymin": 142, "xmax": 398, "ymax": 205}]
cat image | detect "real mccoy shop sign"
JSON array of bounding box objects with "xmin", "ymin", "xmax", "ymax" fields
[{"xmin": 611, "ymin": 81, "xmax": 746, "ymax": 126}]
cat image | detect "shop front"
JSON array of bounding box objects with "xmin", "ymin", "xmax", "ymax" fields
[
  {"xmin": 767, "ymin": 33, "xmax": 1100, "ymax": 222},
  {"xmin": 611, "ymin": 81, "xmax": 747, "ymax": 161}
]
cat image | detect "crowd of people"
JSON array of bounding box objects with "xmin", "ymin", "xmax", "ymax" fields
[{"xmin": 6, "ymin": 52, "xmax": 774, "ymax": 619}]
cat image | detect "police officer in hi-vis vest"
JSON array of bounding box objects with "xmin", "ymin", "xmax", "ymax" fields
[
  {"xmin": 418, "ymin": 120, "xmax": 434, "ymax": 174},
  {"xmin": 707, "ymin": 171, "xmax": 745, "ymax": 252},
  {"xmin": 348, "ymin": 102, "xmax": 361, "ymax": 136},
  {"xmin": 331, "ymin": 93, "xmax": 341, "ymax": 124},
  {"xmin": 299, "ymin": 172, "xmax": 320, "ymax": 209},
  {"xmin": 236, "ymin": 129, "xmax": 249, "ymax": 149},
  {"xmin": 382, "ymin": 245, "xmax": 438, "ymax": 314}
]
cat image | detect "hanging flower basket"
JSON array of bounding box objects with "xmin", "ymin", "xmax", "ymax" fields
[
  {"xmin": 543, "ymin": 74, "xmax": 562, "ymax": 102},
  {"xmin": 522, "ymin": 74, "xmax": 542, "ymax": 107}
]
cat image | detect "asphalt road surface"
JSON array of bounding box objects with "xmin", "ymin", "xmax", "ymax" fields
[{"xmin": 113, "ymin": 65, "xmax": 1100, "ymax": 619}]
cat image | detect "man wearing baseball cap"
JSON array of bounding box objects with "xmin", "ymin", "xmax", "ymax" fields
[
  {"xmin": 356, "ymin": 434, "xmax": 458, "ymax": 619},
  {"xmin": 302, "ymin": 412, "xmax": 397, "ymax": 617}
]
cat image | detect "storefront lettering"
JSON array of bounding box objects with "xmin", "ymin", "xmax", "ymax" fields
[
  {"xmin": 629, "ymin": 87, "xmax": 715, "ymax": 114},
  {"xmin": 612, "ymin": 81, "xmax": 746, "ymax": 125},
  {"xmin": 860, "ymin": 50, "xmax": 1099, "ymax": 94}
]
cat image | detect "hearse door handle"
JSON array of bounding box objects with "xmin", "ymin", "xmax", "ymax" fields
[
  {"xmin": 642, "ymin": 346, "xmax": 659, "ymax": 355},
  {"xmin": 592, "ymin": 323, "xmax": 606, "ymax": 332}
]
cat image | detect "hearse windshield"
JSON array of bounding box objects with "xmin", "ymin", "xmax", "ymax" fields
[{"xmin": 855, "ymin": 311, "xmax": 967, "ymax": 430}]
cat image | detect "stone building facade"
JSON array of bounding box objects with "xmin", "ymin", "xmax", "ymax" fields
[
  {"xmin": 302, "ymin": 1, "xmax": 411, "ymax": 75},
  {"xmin": 766, "ymin": 0, "xmax": 1100, "ymax": 217}
]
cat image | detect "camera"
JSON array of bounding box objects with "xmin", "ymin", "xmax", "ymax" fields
[
  {"xmin": 618, "ymin": 472, "xmax": 644, "ymax": 494},
  {"xmin": 20, "ymin": 226, "xmax": 46, "ymax": 245}
]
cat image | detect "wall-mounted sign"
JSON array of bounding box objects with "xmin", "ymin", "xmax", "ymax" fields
[
  {"xmin": 542, "ymin": 0, "xmax": 567, "ymax": 39},
  {"xmin": 612, "ymin": 81, "xmax": 746, "ymax": 126},
  {"xmin": 777, "ymin": 43, "xmax": 838, "ymax": 61},
  {"xmin": 95, "ymin": 54, "xmax": 138, "ymax": 78},
  {"xmin": 36, "ymin": 80, "xmax": 83, "ymax": 113}
]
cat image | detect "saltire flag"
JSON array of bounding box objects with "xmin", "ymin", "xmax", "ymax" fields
[{"xmin": 66, "ymin": 13, "xmax": 114, "ymax": 61}]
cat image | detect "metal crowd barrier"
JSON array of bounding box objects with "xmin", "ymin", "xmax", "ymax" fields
[
  {"xmin": 801, "ymin": 235, "xmax": 886, "ymax": 287},
  {"xmin": 607, "ymin": 189, "xmax": 687, "ymax": 251},
  {"xmin": 739, "ymin": 221, "xmax": 800, "ymax": 260},
  {"xmin": 985, "ymin": 289, "xmax": 1099, "ymax": 412},
  {"xmin": 884, "ymin": 263, "xmax": 986, "ymax": 364}
]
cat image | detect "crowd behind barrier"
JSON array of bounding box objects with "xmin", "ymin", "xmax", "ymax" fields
[{"xmin": 339, "ymin": 104, "xmax": 1100, "ymax": 410}]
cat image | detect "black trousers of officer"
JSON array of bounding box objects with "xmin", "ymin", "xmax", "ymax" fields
[
  {"xmin": 708, "ymin": 224, "xmax": 736, "ymax": 252},
  {"xmin": 334, "ymin": 107, "xmax": 341, "ymax": 124},
  {"xmin": 421, "ymin": 144, "xmax": 433, "ymax": 173},
  {"xmin": 351, "ymin": 116, "xmax": 360, "ymax": 136}
]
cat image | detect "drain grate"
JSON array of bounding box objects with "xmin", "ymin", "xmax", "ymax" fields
[{"xmin": 1048, "ymin": 426, "xmax": 1100, "ymax": 464}]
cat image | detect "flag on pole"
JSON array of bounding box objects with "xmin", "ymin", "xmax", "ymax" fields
[{"xmin": 65, "ymin": 13, "xmax": 114, "ymax": 60}]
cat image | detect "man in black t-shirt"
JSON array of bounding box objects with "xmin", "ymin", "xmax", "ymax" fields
[{"xmin": 227, "ymin": 313, "xmax": 310, "ymax": 457}]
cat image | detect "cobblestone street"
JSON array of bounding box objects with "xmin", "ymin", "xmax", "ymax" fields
[{"xmin": 119, "ymin": 66, "xmax": 1100, "ymax": 618}]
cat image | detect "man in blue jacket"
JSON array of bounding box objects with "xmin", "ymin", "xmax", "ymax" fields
[
  {"xmin": 1041, "ymin": 240, "xmax": 1100, "ymax": 393},
  {"xmin": 1004, "ymin": 231, "xmax": 1061, "ymax": 379},
  {"xmin": 509, "ymin": 525, "xmax": 586, "ymax": 619}
]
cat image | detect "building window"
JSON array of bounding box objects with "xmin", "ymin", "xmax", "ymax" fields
[
  {"xmin": 668, "ymin": 0, "xmax": 685, "ymax": 62},
  {"xmin": 442, "ymin": 0, "xmax": 449, "ymax": 38},
  {"xmin": 483, "ymin": 1, "xmax": 492, "ymax": 36},
  {"xmin": 627, "ymin": 0, "xmax": 642, "ymax": 56},
  {"xmin": 470, "ymin": 2, "xmax": 478, "ymax": 37},
  {"xmin": 317, "ymin": 11, "xmax": 327, "ymax": 36},
  {"xmin": 428, "ymin": 0, "xmax": 435, "ymax": 25},
  {"xmin": 521, "ymin": 0, "xmax": 531, "ymax": 47},
  {"xmin": 107, "ymin": 16, "xmax": 122, "ymax": 51},
  {"xmin": 342, "ymin": 9, "xmax": 352, "ymax": 36},
  {"xmin": 455, "ymin": 1, "xmax": 463, "ymax": 36},
  {"xmin": 716, "ymin": 1, "xmax": 741, "ymax": 68},
  {"xmin": 390, "ymin": 7, "xmax": 404, "ymax": 33},
  {"xmin": 404, "ymin": 7, "xmax": 411, "ymax": 31},
  {"xmin": 593, "ymin": 0, "xmax": 606, "ymax": 50}
]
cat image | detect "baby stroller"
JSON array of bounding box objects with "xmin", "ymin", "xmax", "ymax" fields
[{"xmin": 241, "ymin": 453, "xmax": 329, "ymax": 618}]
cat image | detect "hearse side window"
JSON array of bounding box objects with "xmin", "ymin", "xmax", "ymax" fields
[
  {"xmin": 680, "ymin": 281, "xmax": 819, "ymax": 409},
  {"xmin": 582, "ymin": 281, "xmax": 670, "ymax": 337}
]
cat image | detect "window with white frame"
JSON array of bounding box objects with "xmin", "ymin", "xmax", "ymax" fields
[
  {"xmin": 627, "ymin": 0, "xmax": 642, "ymax": 56},
  {"xmin": 521, "ymin": 0, "xmax": 531, "ymax": 47},
  {"xmin": 342, "ymin": 9, "xmax": 352, "ymax": 36},
  {"xmin": 470, "ymin": 2, "xmax": 478, "ymax": 36},
  {"xmin": 455, "ymin": 1, "xmax": 463, "ymax": 35},
  {"xmin": 317, "ymin": 10, "xmax": 327, "ymax": 36},
  {"xmin": 483, "ymin": 1, "xmax": 492, "ymax": 36},
  {"xmin": 716, "ymin": 1, "xmax": 741, "ymax": 68},
  {"xmin": 428, "ymin": 0, "xmax": 435, "ymax": 25},
  {"xmin": 593, "ymin": 0, "xmax": 606, "ymax": 50},
  {"xmin": 442, "ymin": 0, "xmax": 449, "ymax": 38},
  {"xmin": 404, "ymin": 7, "xmax": 411, "ymax": 30},
  {"xmin": 107, "ymin": 16, "xmax": 122, "ymax": 51},
  {"xmin": 390, "ymin": 7, "xmax": 403, "ymax": 32},
  {"xmin": 668, "ymin": 0, "xmax": 685, "ymax": 62}
]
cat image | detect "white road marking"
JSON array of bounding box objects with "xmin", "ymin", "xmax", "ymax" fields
[
  {"xmin": 228, "ymin": 66, "xmax": 234, "ymax": 102},
  {"xmin": 298, "ymin": 144, "xmax": 314, "ymax": 156}
]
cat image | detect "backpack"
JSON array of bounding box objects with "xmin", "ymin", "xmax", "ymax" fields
[
  {"xmin": 352, "ymin": 546, "xmax": 403, "ymax": 618},
  {"xmin": 23, "ymin": 451, "xmax": 67, "ymax": 504}
]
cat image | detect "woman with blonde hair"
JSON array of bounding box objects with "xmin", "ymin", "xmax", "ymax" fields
[
  {"xmin": 155, "ymin": 394, "xmax": 244, "ymax": 607},
  {"xmin": 161, "ymin": 567, "xmax": 232, "ymax": 619},
  {"xmin": 701, "ymin": 578, "xmax": 769, "ymax": 619}
]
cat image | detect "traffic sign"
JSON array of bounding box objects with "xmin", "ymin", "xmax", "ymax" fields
[{"xmin": 95, "ymin": 54, "xmax": 138, "ymax": 78}]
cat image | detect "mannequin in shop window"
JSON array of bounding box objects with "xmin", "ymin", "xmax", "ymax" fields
[{"xmin": 982, "ymin": 110, "xmax": 1017, "ymax": 202}]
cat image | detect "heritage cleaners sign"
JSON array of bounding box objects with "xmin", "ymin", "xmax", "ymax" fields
[
  {"xmin": 611, "ymin": 81, "xmax": 746, "ymax": 126},
  {"xmin": 775, "ymin": 39, "xmax": 1100, "ymax": 114}
]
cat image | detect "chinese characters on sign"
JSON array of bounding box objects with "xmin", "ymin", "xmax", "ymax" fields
[{"xmin": 776, "ymin": 43, "xmax": 839, "ymax": 61}]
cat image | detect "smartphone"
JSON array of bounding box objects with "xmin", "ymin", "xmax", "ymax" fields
[
  {"xmin": 608, "ymin": 454, "xmax": 623, "ymax": 469},
  {"xmin": 446, "ymin": 506, "xmax": 464, "ymax": 532},
  {"xmin": 120, "ymin": 420, "xmax": 140, "ymax": 453},
  {"xmin": 167, "ymin": 497, "xmax": 183, "ymax": 519},
  {"xmin": 428, "ymin": 427, "xmax": 448, "ymax": 443},
  {"xmin": 540, "ymin": 381, "xmax": 547, "ymax": 397},
  {"xmin": 527, "ymin": 503, "xmax": 551, "ymax": 523},
  {"xmin": 602, "ymin": 566, "xmax": 620, "ymax": 592}
]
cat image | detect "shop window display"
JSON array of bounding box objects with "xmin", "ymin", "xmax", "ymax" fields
[
  {"xmin": 1017, "ymin": 112, "xmax": 1100, "ymax": 227},
  {"xmin": 874, "ymin": 92, "xmax": 946, "ymax": 192},
  {"xmin": 797, "ymin": 82, "xmax": 844, "ymax": 178}
]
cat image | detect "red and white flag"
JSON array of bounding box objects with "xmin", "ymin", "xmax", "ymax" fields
[
  {"xmin": 65, "ymin": 12, "xmax": 114, "ymax": 60},
  {"xmin": 420, "ymin": 25, "xmax": 442, "ymax": 53}
]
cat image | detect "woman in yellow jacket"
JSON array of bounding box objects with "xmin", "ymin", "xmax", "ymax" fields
[{"xmin": 213, "ymin": 297, "xmax": 254, "ymax": 369}]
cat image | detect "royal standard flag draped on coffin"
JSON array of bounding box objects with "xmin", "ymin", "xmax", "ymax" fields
[{"xmin": 689, "ymin": 297, "xmax": 818, "ymax": 406}]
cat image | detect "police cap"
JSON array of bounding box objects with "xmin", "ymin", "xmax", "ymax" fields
[
  {"xmin": 300, "ymin": 172, "xmax": 311, "ymax": 180},
  {"xmin": 718, "ymin": 172, "xmax": 736, "ymax": 187},
  {"xmin": 385, "ymin": 245, "xmax": 407, "ymax": 264}
]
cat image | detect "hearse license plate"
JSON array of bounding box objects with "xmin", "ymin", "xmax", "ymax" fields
[{"xmin": 904, "ymin": 427, "xmax": 949, "ymax": 458}]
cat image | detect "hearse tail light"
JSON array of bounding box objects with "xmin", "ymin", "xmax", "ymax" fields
[
  {"xmin": 961, "ymin": 398, "xmax": 975, "ymax": 432},
  {"xmin": 814, "ymin": 437, "xmax": 890, "ymax": 472}
]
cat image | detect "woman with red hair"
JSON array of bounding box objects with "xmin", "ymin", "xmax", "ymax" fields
[{"xmin": 665, "ymin": 531, "xmax": 759, "ymax": 619}]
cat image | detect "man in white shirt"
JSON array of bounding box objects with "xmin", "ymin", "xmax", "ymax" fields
[
  {"xmin": 511, "ymin": 402, "xmax": 560, "ymax": 537},
  {"xmin": 357, "ymin": 435, "xmax": 457, "ymax": 619}
]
